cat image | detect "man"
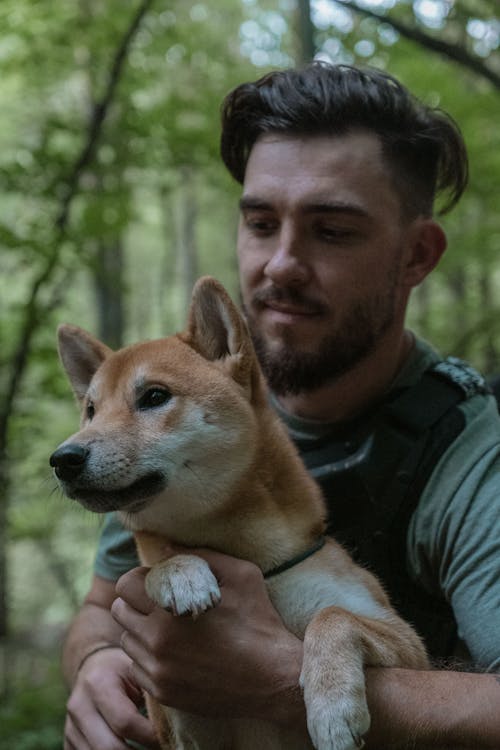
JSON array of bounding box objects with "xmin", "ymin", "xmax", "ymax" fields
[{"xmin": 61, "ymin": 63, "xmax": 500, "ymax": 749}]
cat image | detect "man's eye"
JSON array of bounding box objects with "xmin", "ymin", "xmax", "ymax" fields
[
  {"xmin": 245, "ymin": 217, "xmax": 276, "ymax": 234},
  {"xmin": 319, "ymin": 226, "xmax": 356, "ymax": 242},
  {"xmin": 137, "ymin": 388, "xmax": 172, "ymax": 410}
]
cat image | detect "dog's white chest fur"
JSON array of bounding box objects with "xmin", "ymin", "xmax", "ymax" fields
[{"xmin": 266, "ymin": 560, "xmax": 391, "ymax": 639}]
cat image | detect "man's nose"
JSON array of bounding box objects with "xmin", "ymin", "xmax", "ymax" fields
[{"xmin": 264, "ymin": 229, "xmax": 310, "ymax": 287}]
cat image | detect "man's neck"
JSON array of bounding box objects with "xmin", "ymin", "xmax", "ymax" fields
[{"xmin": 275, "ymin": 330, "xmax": 415, "ymax": 423}]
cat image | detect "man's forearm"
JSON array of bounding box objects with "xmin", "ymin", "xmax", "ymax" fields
[
  {"xmin": 62, "ymin": 600, "xmax": 124, "ymax": 687},
  {"xmin": 365, "ymin": 667, "xmax": 500, "ymax": 749}
]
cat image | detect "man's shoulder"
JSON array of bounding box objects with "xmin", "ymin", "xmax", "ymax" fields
[
  {"xmin": 406, "ymin": 338, "xmax": 500, "ymax": 492},
  {"xmin": 410, "ymin": 360, "xmax": 500, "ymax": 546},
  {"xmin": 396, "ymin": 336, "xmax": 496, "ymax": 432}
]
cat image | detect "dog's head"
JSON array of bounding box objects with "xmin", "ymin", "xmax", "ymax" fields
[{"xmin": 50, "ymin": 277, "xmax": 266, "ymax": 528}]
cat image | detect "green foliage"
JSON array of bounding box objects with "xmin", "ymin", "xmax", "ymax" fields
[{"xmin": 0, "ymin": 658, "xmax": 66, "ymax": 750}]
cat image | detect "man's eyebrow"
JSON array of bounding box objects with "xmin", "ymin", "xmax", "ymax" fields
[
  {"xmin": 239, "ymin": 195, "xmax": 370, "ymax": 219},
  {"xmin": 239, "ymin": 196, "xmax": 273, "ymax": 212},
  {"xmin": 303, "ymin": 201, "xmax": 370, "ymax": 218}
]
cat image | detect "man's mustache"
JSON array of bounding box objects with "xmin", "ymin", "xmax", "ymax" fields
[{"xmin": 250, "ymin": 286, "xmax": 327, "ymax": 315}]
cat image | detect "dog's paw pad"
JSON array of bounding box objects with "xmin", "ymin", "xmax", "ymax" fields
[{"xmin": 145, "ymin": 554, "xmax": 221, "ymax": 617}]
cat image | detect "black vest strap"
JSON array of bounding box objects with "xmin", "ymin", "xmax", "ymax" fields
[{"xmin": 294, "ymin": 359, "xmax": 490, "ymax": 660}]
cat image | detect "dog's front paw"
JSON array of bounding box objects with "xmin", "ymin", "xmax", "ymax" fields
[
  {"xmin": 145, "ymin": 554, "xmax": 221, "ymax": 618},
  {"xmin": 305, "ymin": 693, "xmax": 369, "ymax": 750},
  {"xmin": 301, "ymin": 668, "xmax": 370, "ymax": 750}
]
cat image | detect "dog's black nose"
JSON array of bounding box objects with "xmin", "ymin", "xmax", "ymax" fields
[{"xmin": 50, "ymin": 444, "xmax": 89, "ymax": 480}]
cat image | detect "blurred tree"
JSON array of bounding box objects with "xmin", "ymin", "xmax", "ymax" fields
[
  {"xmin": 0, "ymin": 0, "xmax": 154, "ymax": 638},
  {"xmin": 177, "ymin": 167, "xmax": 200, "ymax": 318},
  {"xmin": 94, "ymin": 239, "xmax": 126, "ymax": 349},
  {"xmin": 297, "ymin": 0, "xmax": 316, "ymax": 63}
]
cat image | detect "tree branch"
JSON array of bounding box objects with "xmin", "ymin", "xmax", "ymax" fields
[
  {"xmin": 56, "ymin": 0, "xmax": 155, "ymax": 231},
  {"xmin": 336, "ymin": 0, "xmax": 500, "ymax": 91}
]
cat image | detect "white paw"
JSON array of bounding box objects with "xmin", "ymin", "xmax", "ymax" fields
[
  {"xmin": 145, "ymin": 554, "xmax": 221, "ymax": 618},
  {"xmin": 304, "ymin": 689, "xmax": 370, "ymax": 750}
]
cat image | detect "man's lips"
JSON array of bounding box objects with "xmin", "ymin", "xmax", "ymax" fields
[{"xmin": 264, "ymin": 300, "xmax": 319, "ymax": 317}]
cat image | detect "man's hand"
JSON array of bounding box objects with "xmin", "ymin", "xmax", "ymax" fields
[
  {"xmin": 64, "ymin": 645, "xmax": 160, "ymax": 750},
  {"xmin": 111, "ymin": 550, "xmax": 305, "ymax": 726}
]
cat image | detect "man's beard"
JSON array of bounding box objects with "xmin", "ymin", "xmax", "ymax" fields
[{"xmin": 244, "ymin": 282, "xmax": 398, "ymax": 396}]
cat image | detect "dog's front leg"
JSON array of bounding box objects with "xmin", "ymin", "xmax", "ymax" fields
[
  {"xmin": 300, "ymin": 607, "xmax": 372, "ymax": 750},
  {"xmin": 145, "ymin": 555, "xmax": 221, "ymax": 617},
  {"xmin": 301, "ymin": 605, "xmax": 428, "ymax": 750}
]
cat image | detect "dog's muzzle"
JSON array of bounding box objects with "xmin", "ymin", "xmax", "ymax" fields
[{"xmin": 50, "ymin": 441, "xmax": 167, "ymax": 512}]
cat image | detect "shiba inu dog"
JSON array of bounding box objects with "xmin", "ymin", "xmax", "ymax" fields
[{"xmin": 51, "ymin": 276, "xmax": 428, "ymax": 750}]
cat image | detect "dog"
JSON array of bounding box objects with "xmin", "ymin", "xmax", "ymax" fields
[{"xmin": 51, "ymin": 276, "xmax": 428, "ymax": 750}]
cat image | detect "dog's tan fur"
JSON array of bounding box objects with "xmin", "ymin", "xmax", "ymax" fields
[{"xmin": 53, "ymin": 276, "xmax": 428, "ymax": 750}]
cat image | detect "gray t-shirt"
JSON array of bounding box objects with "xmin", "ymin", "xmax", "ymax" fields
[{"xmin": 94, "ymin": 336, "xmax": 500, "ymax": 670}]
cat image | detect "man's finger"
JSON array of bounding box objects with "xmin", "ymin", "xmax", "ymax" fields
[
  {"xmin": 67, "ymin": 692, "xmax": 131, "ymax": 750},
  {"xmin": 64, "ymin": 715, "xmax": 93, "ymax": 750},
  {"xmin": 99, "ymin": 683, "xmax": 160, "ymax": 748},
  {"xmin": 115, "ymin": 567, "xmax": 156, "ymax": 614},
  {"xmin": 111, "ymin": 596, "xmax": 151, "ymax": 634}
]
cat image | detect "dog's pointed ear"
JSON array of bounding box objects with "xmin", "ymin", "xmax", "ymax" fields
[
  {"xmin": 57, "ymin": 324, "xmax": 112, "ymax": 401},
  {"xmin": 182, "ymin": 277, "xmax": 264, "ymax": 400}
]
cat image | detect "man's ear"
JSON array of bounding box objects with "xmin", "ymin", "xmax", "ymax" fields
[
  {"xmin": 181, "ymin": 276, "xmax": 263, "ymax": 398},
  {"xmin": 57, "ymin": 325, "xmax": 112, "ymax": 401},
  {"xmin": 402, "ymin": 218, "xmax": 447, "ymax": 288}
]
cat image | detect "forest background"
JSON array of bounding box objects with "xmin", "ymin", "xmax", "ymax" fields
[{"xmin": 0, "ymin": 0, "xmax": 498, "ymax": 747}]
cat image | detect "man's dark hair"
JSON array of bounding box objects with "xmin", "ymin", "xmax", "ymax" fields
[{"xmin": 220, "ymin": 62, "xmax": 468, "ymax": 216}]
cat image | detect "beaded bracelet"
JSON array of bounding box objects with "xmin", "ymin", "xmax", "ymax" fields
[{"xmin": 76, "ymin": 643, "xmax": 122, "ymax": 675}]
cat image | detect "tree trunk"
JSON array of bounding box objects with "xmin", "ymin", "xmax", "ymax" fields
[
  {"xmin": 0, "ymin": 474, "xmax": 9, "ymax": 639},
  {"xmin": 177, "ymin": 167, "xmax": 199, "ymax": 318},
  {"xmin": 94, "ymin": 239, "xmax": 125, "ymax": 349},
  {"xmin": 479, "ymin": 270, "xmax": 498, "ymax": 373},
  {"xmin": 297, "ymin": 0, "xmax": 316, "ymax": 64},
  {"xmin": 448, "ymin": 267, "xmax": 468, "ymax": 334}
]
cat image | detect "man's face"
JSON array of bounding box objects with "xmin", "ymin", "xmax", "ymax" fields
[{"xmin": 237, "ymin": 131, "xmax": 416, "ymax": 396}]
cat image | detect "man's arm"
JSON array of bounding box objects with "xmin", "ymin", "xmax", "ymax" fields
[
  {"xmin": 62, "ymin": 576, "xmax": 122, "ymax": 685},
  {"xmin": 365, "ymin": 667, "xmax": 500, "ymax": 749},
  {"xmin": 112, "ymin": 551, "xmax": 500, "ymax": 750},
  {"xmin": 62, "ymin": 575, "xmax": 159, "ymax": 750}
]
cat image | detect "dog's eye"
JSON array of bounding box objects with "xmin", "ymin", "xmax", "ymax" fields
[
  {"xmin": 86, "ymin": 401, "xmax": 95, "ymax": 420},
  {"xmin": 138, "ymin": 388, "xmax": 172, "ymax": 410}
]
